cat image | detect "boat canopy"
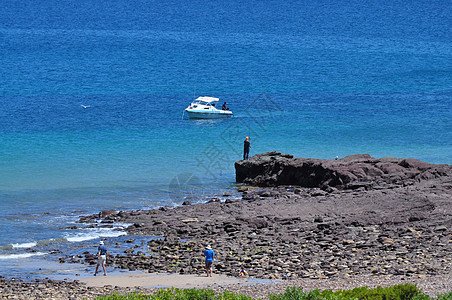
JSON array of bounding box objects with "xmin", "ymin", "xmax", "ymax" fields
[{"xmin": 194, "ymin": 96, "xmax": 219, "ymax": 103}]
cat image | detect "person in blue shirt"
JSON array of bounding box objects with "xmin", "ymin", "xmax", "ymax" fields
[
  {"xmin": 94, "ymin": 240, "xmax": 108, "ymax": 276},
  {"xmin": 239, "ymin": 266, "xmax": 248, "ymax": 277},
  {"xmin": 203, "ymin": 245, "xmax": 215, "ymax": 277}
]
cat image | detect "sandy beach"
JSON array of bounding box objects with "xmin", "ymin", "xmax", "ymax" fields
[{"xmin": 80, "ymin": 272, "xmax": 254, "ymax": 289}]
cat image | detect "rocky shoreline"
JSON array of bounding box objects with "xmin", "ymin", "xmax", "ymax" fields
[
  {"xmin": 77, "ymin": 154, "xmax": 451, "ymax": 281},
  {"xmin": 2, "ymin": 153, "xmax": 451, "ymax": 299}
]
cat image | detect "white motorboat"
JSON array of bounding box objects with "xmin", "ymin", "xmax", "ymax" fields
[{"xmin": 184, "ymin": 96, "xmax": 233, "ymax": 119}]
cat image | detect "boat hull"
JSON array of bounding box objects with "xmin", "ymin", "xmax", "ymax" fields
[{"xmin": 185, "ymin": 110, "xmax": 233, "ymax": 119}]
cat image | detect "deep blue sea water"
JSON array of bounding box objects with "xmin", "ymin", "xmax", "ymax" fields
[{"xmin": 0, "ymin": 0, "xmax": 451, "ymax": 278}]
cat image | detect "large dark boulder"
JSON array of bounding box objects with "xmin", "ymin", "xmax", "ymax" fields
[{"xmin": 235, "ymin": 152, "xmax": 451, "ymax": 189}]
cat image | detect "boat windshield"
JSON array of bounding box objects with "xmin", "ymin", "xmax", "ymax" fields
[{"xmin": 194, "ymin": 100, "xmax": 213, "ymax": 106}]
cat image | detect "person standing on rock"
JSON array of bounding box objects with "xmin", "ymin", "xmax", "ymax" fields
[
  {"xmin": 203, "ymin": 245, "xmax": 215, "ymax": 277},
  {"xmin": 243, "ymin": 136, "xmax": 250, "ymax": 160},
  {"xmin": 94, "ymin": 240, "xmax": 108, "ymax": 276}
]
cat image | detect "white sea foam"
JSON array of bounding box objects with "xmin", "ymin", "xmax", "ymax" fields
[
  {"xmin": 11, "ymin": 242, "xmax": 38, "ymax": 249},
  {"xmin": 65, "ymin": 227, "xmax": 127, "ymax": 243},
  {"xmin": 0, "ymin": 252, "xmax": 46, "ymax": 260}
]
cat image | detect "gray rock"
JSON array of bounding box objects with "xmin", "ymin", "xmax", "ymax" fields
[{"xmin": 434, "ymin": 225, "xmax": 447, "ymax": 232}]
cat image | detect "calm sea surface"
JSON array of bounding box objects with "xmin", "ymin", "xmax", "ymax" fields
[{"xmin": 0, "ymin": 0, "xmax": 450, "ymax": 278}]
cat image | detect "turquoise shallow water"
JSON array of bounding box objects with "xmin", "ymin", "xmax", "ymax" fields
[{"xmin": 0, "ymin": 0, "xmax": 451, "ymax": 278}]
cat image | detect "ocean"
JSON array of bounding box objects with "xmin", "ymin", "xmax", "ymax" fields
[{"xmin": 0, "ymin": 0, "xmax": 450, "ymax": 279}]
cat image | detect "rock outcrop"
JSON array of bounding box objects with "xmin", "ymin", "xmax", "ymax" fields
[{"xmin": 235, "ymin": 152, "xmax": 451, "ymax": 189}]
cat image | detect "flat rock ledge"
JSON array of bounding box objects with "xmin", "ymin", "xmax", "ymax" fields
[{"xmin": 235, "ymin": 152, "xmax": 451, "ymax": 189}]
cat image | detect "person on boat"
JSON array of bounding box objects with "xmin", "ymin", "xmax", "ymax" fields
[
  {"xmin": 243, "ymin": 137, "xmax": 250, "ymax": 160},
  {"xmin": 203, "ymin": 245, "xmax": 215, "ymax": 277},
  {"xmin": 222, "ymin": 102, "xmax": 229, "ymax": 110},
  {"xmin": 94, "ymin": 240, "xmax": 108, "ymax": 276}
]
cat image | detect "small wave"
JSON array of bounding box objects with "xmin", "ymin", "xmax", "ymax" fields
[
  {"xmin": 11, "ymin": 242, "xmax": 38, "ymax": 249},
  {"xmin": 1, "ymin": 224, "xmax": 130, "ymax": 251},
  {"xmin": 65, "ymin": 228, "xmax": 127, "ymax": 243},
  {"xmin": 1, "ymin": 239, "xmax": 66, "ymax": 250},
  {"xmin": 0, "ymin": 252, "xmax": 46, "ymax": 260}
]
